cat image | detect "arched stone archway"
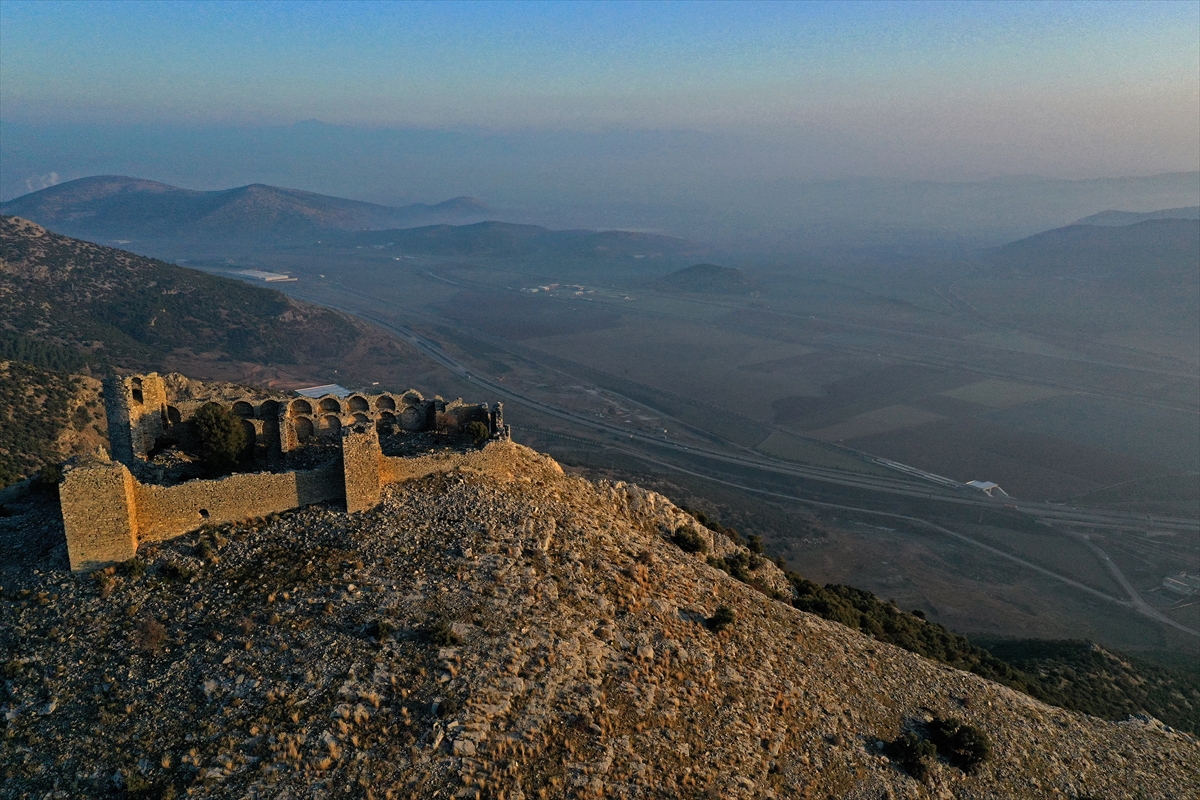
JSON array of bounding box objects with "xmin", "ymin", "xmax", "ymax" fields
[
  {"xmin": 319, "ymin": 397, "xmax": 342, "ymax": 414},
  {"xmin": 294, "ymin": 416, "xmax": 314, "ymax": 441},
  {"xmin": 232, "ymin": 401, "xmax": 255, "ymax": 418},
  {"xmin": 348, "ymin": 395, "xmax": 369, "ymax": 412},
  {"xmin": 375, "ymin": 395, "xmax": 396, "ymax": 411},
  {"xmin": 318, "ymin": 415, "xmax": 342, "ymax": 437},
  {"xmin": 290, "ymin": 399, "xmax": 313, "ymax": 416}
]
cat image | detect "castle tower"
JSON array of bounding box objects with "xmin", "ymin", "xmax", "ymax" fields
[
  {"xmin": 104, "ymin": 373, "xmax": 168, "ymax": 464},
  {"xmin": 342, "ymin": 423, "xmax": 382, "ymax": 514}
]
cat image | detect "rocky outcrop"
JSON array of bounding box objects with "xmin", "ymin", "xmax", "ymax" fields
[{"xmin": 1, "ymin": 444, "xmax": 1195, "ymax": 798}]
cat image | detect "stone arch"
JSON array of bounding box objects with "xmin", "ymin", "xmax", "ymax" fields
[
  {"xmin": 241, "ymin": 420, "xmax": 257, "ymax": 452},
  {"xmin": 400, "ymin": 405, "xmax": 427, "ymax": 431},
  {"xmin": 347, "ymin": 395, "xmax": 369, "ymax": 412},
  {"xmin": 166, "ymin": 406, "xmax": 182, "ymax": 425},
  {"xmin": 400, "ymin": 389, "xmax": 423, "ymax": 406},
  {"xmin": 260, "ymin": 400, "xmax": 280, "ymax": 418},
  {"xmin": 318, "ymin": 415, "xmax": 342, "ymax": 436},
  {"xmin": 376, "ymin": 411, "xmax": 396, "ymax": 432},
  {"xmin": 375, "ymin": 395, "xmax": 396, "ymax": 411},
  {"xmin": 290, "ymin": 399, "xmax": 313, "ymax": 416},
  {"xmin": 294, "ymin": 416, "xmax": 314, "ymax": 441},
  {"xmin": 232, "ymin": 400, "xmax": 255, "ymax": 418},
  {"xmin": 352, "ymin": 413, "xmax": 371, "ymax": 426},
  {"xmin": 319, "ymin": 397, "xmax": 342, "ymax": 414},
  {"xmin": 130, "ymin": 377, "xmax": 144, "ymax": 404}
]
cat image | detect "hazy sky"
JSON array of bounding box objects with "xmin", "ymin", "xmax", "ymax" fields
[{"xmin": 1, "ymin": 0, "xmax": 1198, "ymax": 238}]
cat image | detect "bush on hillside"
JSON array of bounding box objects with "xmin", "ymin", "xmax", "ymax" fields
[
  {"xmin": 672, "ymin": 527, "xmax": 707, "ymax": 553},
  {"xmin": 708, "ymin": 605, "xmax": 735, "ymax": 632},
  {"xmin": 927, "ymin": 717, "xmax": 991, "ymax": 774},
  {"xmin": 192, "ymin": 402, "xmax": 247, "ymax": 472},
  {"xmin": 883, "ymin": 731, "xmax": 936, "ymax": 780}
]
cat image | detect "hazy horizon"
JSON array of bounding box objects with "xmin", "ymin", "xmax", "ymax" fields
[{"xmin": 3, "ymin": 1, "xmax": 1198, "ymax": 252}]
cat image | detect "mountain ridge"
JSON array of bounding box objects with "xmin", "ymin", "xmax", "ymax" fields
[
  {"xmin": 0, "ymin": 176, "xmax": 491, "ymax": 248},
  {"xmin": 1072, "ymin": 206, "xmax": 1200, "ymax": 227}
]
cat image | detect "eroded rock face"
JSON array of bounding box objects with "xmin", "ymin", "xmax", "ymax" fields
[{"xmin": 2, "ymin": 444, "xmax": 1197, "ymax": 798}]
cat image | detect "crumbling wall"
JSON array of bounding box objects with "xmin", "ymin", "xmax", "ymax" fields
[
  {"xmin": 60, "ymin": 458, "xmax": 139, "ymax": 572},
  {"xmin": 133, "ymin": 462, "xmax": 343, "ymax": 543},
  {"xmin": 342, "ymin": 425, "xmax": 382, "ymax": 514},
  {"xmin": 66, "ymin": 372, "xmax": 513, "ymax": 570}
]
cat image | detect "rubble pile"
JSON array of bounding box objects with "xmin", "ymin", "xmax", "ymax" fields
[{"xmin": 1, "ymin": 442, "xmax": 1196, "ymax": 798}]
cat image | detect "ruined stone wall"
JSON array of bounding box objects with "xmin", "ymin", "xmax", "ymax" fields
[
  {"xmin": 64, "ymin": 372, "xmax": 511, "ymax": 570},
  {"xmin": 133, "ymin": 462, "xmax": 343, "ymax": 544},
  {"xmin": 59, "ymin": 458, "xmax": 139, "ymax": 572}
]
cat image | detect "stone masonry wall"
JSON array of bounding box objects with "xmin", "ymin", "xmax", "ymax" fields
[
  {"xmin": 59, "ymin": 459, "xmax": 139, "ymax": 572},
  {"xmin": 60, "ymin": 373, "xmax": 511, "ymax": 571},
  {"xmin": 133, "ymin": 462, "xmax": 343, "ymax": 544}
]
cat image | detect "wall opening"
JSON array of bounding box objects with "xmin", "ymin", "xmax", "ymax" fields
[
  {"xmin": 294, "ymin": 416, "xmax": 314, "ymax": 441},
  {"xmin": 375, "ymin": 395, "xmax": 396, "ymax": 411},
  {"xmin": 290, "ymin": 399, "xmax": 313, "ymax": 416},
  {"xmin": 353, "ymin": 413, "xmax": 371, "ymax": 426},
  {"xmin": 377, "ymin": 411, "xmax": 396, "ymax": 432},
  {"xmin": 320, "ymin": 398, "xmax": 342, "ymax": 413},
  {"xmin": 232, "ymin": 401, "xmax": 255, "ymax": 418},
  {"xmin": 319, "ymin": 415, "xmax": 342, "ymax": 436},
  {"xmin": 166, "ymin": 405, "xmax": 181, "ymax": 425},
  {"xmin": 199, "ymin": 509, "xmax": 210, "ymax": 519},
  {"xmin": 131, "ymin": 377, "xmax": 144, "ymax": 404},
  {"xmin": 348, "ymin": 395, "xmax": 369, "ymax": 412}
]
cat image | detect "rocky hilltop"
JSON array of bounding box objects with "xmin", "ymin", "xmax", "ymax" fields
[{"xmin": 1, "ymin": 442, "xmax": 1197, "ymax": 798}]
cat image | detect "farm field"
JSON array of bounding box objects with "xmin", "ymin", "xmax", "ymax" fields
[{"xmin": 753, "ymin": 431, "xmax": 895, "ymax": 476}]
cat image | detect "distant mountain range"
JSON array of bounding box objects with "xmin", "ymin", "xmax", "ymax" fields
[
  {"xmin": 648, "ymin": 263, "xmax": 755, "ymax": 295},
  {"xmin": 0, "ymin": 176, "xmax": 491, "ymax": 251},
  {"xmin": 1072, "ymin": 206, "xmax": 1200, "ymax": 227},
  {"xmin": 335, "ymin": 221, "xmax": 708, "ymax": 261}
]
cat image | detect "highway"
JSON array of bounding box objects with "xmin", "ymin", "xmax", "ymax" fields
[
  {"xmin": 282, "ymin": 283, "xmax": 1199, "ymax": 637},
  {"xmin": 361, "ymin": 309, "xmax": 1199, "ymax": 533}
]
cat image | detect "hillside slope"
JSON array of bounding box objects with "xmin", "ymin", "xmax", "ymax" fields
[
  {"xmin": 0, "ymin": 176, "xmax": 489, "ymax": 248},
  {"xmin": 987, "ymin": 218, "xmax": 1200, "ymax": 287},
  {"xmin": 1, "ymin": 443, "xmax": 1195, "ymax": 798},
  {"xmin": 0, "ymin": 214, "xmax": 360, "ymax": 371},
  {"xmin": 0, "ymin": 361, "xmax": 107, "ymax": 487}
]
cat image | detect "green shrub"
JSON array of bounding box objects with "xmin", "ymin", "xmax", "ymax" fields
[
  {"xmin": 426, "ymin": 619, "xmax": 461, "ymax": 646},
  {"xmin": 928, "ymin": 717, "xmax": 991, "ymax": 774},
  {"xmin": 884, "ymin": 731, "xmax": 936, "ymax": 780},
  {"xmin": 366, "ymin": 618, "xmax": 395, "ymax": 642},
  {"xmin": 708, "ymin": 605, "xmax": 735, "ymax": 632},
  {"xmin": 160, "ymin": 561, "xmax": 194, "ymax": 581},
  {"xmin": 192, "ymin": 402, "xmax": 247, "ymax": 471},
  {"xmin": 672, "ymin": 528, "xmax": 707, "ymax": 554},
  {"xmin": 463, "ymin": 420, "xmax": 490, "ymax": 445}
]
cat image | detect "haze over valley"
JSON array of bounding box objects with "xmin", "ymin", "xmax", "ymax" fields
[{"xmin": 2, "ymin": 3, "xmax": 1198, "ymax": 797}]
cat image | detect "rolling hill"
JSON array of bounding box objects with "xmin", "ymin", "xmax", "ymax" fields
[
  {"xmin": 0, "ymin": 176, "xmax": 490, "ymax": 250},
  {"xmin": 648, "ymin": 262, "xmax": 756, "ymax": 295},
  {"xmin": 987, "ymin": 218, "xmax": 1200, "ymax": 287}
]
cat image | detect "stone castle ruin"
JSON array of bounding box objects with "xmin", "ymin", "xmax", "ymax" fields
[{"xmin": 60, "ymin": 373, "xmax": 509, "ymax": 572}]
